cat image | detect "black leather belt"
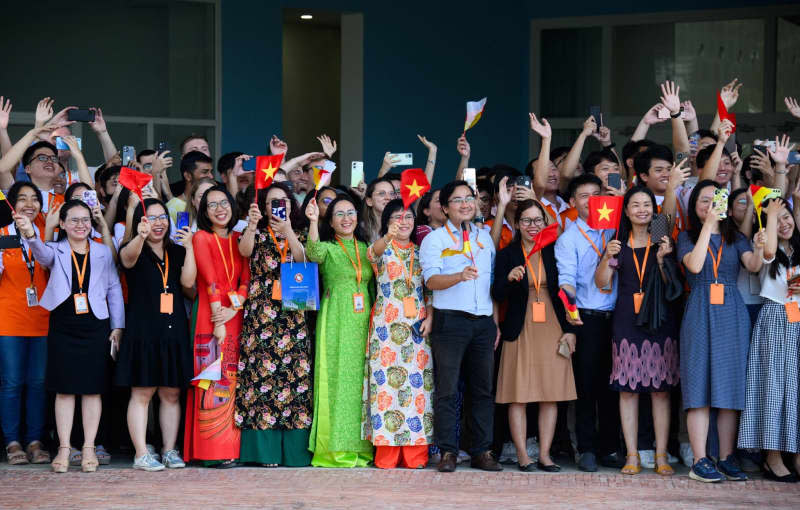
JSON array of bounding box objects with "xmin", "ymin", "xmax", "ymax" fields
[
  {"xmin": 436, "ymin": 309, "xmax": 488, "ymax": 321},
  {"xmin": 578, "ymin": 308, "xmax": 613, "ymax": 319}
]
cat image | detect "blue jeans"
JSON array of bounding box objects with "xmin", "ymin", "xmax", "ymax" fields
[{"xmin": 0, "ymin": 336, "xmax": 47, "ymax": 446}]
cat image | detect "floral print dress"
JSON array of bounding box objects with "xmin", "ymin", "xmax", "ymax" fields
[
  {"xmin": 362, "ymin": 241, "xmax": 434, "ymax": 447},
  {"xmin": 235, "ymin": 229, "xmax": 312, "ymax": 431}
]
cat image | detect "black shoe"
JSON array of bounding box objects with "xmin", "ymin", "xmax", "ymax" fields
[
  {"xmin": 599, "ymin": 452, "xmax": 626, "ymax": 469},
  {"xmin": 536, "ymin": 461, "xmax": 561, "ymax": 472},
  {"xmin": 437, "ymin": 452, "xmax": 457, "ymax": 473},
  {"xmin": 517, "ymin": 462, "xmax": 536, "ymax": 472},
  {"xmin": 578, "ymin": 452, "xmax": 598, "ymax": 472},
  {"xmin": 470, "ymin": 450, "xmax": 503, "ymax": 472},
  {"xmin": 215, "ymin": 459, "xmax": 240, "ymax": 469},
  {"xmin": 763, "ymin": 463, "xmax": 798, "ymax": 483}
]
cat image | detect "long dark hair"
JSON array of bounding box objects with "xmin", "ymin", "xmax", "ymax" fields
[
  {"xmin": 511, "ymin": 199, "xmax": 550, "ymax": 244},
  {"xmin": 7, "ymin": 181, "xmax": 43, "ymax": 211},
  {"xmin": 64, "ymin": 182, "xmax": 92, "ymax": 201},
  {"xmin": 257, "ymin": 182, "xmax": 305, "ymax": 231},
  {"xmin": 380, "ymin": 198, "xmax": 416, "ymax": 238},
  {"xmin": 197, "ymin": 185, "xmax": 239, "ymax": 234},
  {"xmin": 127, "ymin": 198, "xmax": 172, "ymax": 251},
  {"xmin": 319, "ymin": 195, "xmax": 368, "ymax": 243},
  {"xmin": 760, "ymin": 198, "xmax": 800, "ymax": 279},
  {"xmin": 687, "ymin": 179, "xmax": 739, "ymax": 245},
  {"xmin": 57, "ymin": 200, "xmax": 92, "ymax": 241},
  {"xmin": 617, "ymin": 186, "xmax": 657, "ymax": 243}
]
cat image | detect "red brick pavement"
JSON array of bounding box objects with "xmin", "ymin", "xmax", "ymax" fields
[{"xmin": 3, "ymin": 464, "xmax": 800, "ymax": 510}]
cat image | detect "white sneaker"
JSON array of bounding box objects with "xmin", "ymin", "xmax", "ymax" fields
[
  {"xmin": 667, "ymin": 452, "xmax": 679, "ymax": 464},
  {"xmin": 680, "ymin": 442, "xmax": 694, "ymax": 468},
  {"xmin": 133, "ymin": 452, "xmax": 165, "ymax": 472},
  {"xmin": 456, "ymin": 450, "xmax": 470, "ymax": 464},
  {"xmin": 146, "ymin": 444, "xmax": 161, "ymax": 463},
  {"xmin": 638, "ymin": 449, "xmax": 655, "ymax": 469},
  {"xmin": 162, "ymin": 449, "xmax": 185, "ymax": 469}
]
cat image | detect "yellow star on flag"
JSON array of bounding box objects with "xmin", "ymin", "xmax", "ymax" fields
[
  {"xmin": 597, "ymin": 201, "xmax": 613, "ymax": 222},
  {"xmin": 261, "ymin": 163, "xmax": 278, "ymax": 180},
  {"xmin": 405, "ymin": 179, "xmax": 425, "ymax": 199}
]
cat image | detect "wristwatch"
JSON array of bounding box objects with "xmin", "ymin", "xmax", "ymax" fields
[{"xmin": 670, "ymin": 107, "xmax": 684, "ymax": 119}]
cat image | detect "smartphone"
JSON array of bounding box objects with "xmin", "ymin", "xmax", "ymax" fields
[
  {"xmin": 516, "ymin": 175, "xmax": 532, "ymax": 189},
  {"xmin": 724, "ymin": 131, "xmax": 737, "ymax": 156},
  {"xmin": 0, "ymin": 235, "xmax": 20, "ymax": 250},
  {"xmin": 122, "ymin": 146, "xmax": 136, "ymax": 166},
  {"xmin": 607, "ymin": 172, "xmax": 622, "ymax": 190},
  {"xmin": 67, "ymin": 109, "xmax": 95, "ymax": 122},
  {"xmin": 689, "ymin": 132, "xmax": 700, "ymax": 156},
  {"xmin": 390, "ymin": 153, "xmax": 413, "ymax": 166},
  {"xmin": 176, "ymin": 211, "xmax": 190, "ymax": 231},
  {"xmin": 82, "ymin": 190, "xmax": 98, "ymax": 208},
  {"xmin": 350, "ymin": 161, "xmax": 364, "ymax": 187},
  {"xmin": 650, "ymin": 213, "xmax": 670, "ymax": 244},
  {"xmin": 157, "ymin": 141, "xmax": 169, "ymax": 153},
  {"xmin": 463, "ymin": 167, "xmax": 477, "ymax": 192},
  {"xmin": 242, "ymin": 157, "xmax": 256, "ymax": 172},
  {"xmin": 675, "ymin": 152, "xmax": 688, "ymax": 165},
  {"xmin": 712, "ymin": 188, "xmax": 729, "ymax": 219},
  {"xmin": 271, "ymin": 199, "xmax": 287, "ymax": 221},
  {"xmin": 589, "ymin": 106, "xmax": 602, "ymax": 130},
  {"xmin": 55, "ymin": 137, "xmax": 81, "ymax": 151},
  {"xmin": 789, "ymin": 151, "xmax": 800, "ymax": 165}
]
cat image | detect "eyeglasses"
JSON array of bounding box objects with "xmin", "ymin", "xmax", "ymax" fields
[
  {"xmin": 207, "ymin": 199, "xmax": 230, "ymax": 210},
  {"xmin": 147, "ymin": 214, "xmax": 169, "ymax": 222},
  {"xmin": 34, "ymin": 155, "xmax": 58, "ymax": 164},
  {"xmin": 333, "ymin": 210, "xmax": 357, "ymax": 219},
  {"xmin": 67, "ymin": 217, "xmax": 91, "ymax": 226},
  {"xmin": 448, "ymin": 196, "xmax": 475, "ymax": 205},
  {"xmin": 519, "ymin": 217, "xmax": 545, "ymax": 227},
  {"xmin": 142, "ymin": 163, "xmax": 153, "ymax": 170},
  {"xmin": 374, "ymin": 190, "xmax": 400, "ymax": 199},
  {"xmin": 390, "ymin": 213, "xmax": 415, "ymax": 222},
  {"xmin": 321, "ymin": 197, "xmax": 334, "ymax": 205}
]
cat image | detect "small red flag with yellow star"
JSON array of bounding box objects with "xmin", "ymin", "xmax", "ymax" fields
[
  {"xmin": 255, "ymin": 154, "xmax": 284, "ymax": 191},
  {"xmin": 400, "ymin": 168, "xmax": 430, "ymax": 210},
  {"xmin": 587, "ymin": 195, "xmax": 623, "ymax": 230}
]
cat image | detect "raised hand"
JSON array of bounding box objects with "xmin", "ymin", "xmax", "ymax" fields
[
  {"xmin": 529, "ymin": 113, "xmax": 552, "ymax": 138},
  {"xmin": 61, "ymin": 135, "xmax": 83, "ymax": 155},
  {"xmin": 768, "ymin": 134, "xmax": 795, "ymax": 166},
  {"xmin": 765, "ymin": 197, "xmax": 786, "ymax": 217},
  {"xmin": 682, "ymin": 100, "xmax": 697, "ymax": 121},
  {"xmin": 269, "ymin": 135, "xmax": 288, "ymax": 156},
  {"xmin": 417, "ymin": 134, "xmax": 437, "ymax": 152},
  {"xmin": 247, "ymin": 202, "xmax": 262, "ymax": 230},
  {"xmin": 717, "ymin": 118, "xmax": 734, "ymax": 143},
  {"xmin": 659, "ymin": 80, "xmax": 681, "ymax": 115},
  {"xmin": 50, "ymin": 105, "xmax": 77, "ymax": 126},
  {"xmin": 153, "ymin": 150, "xmax": 173, "ymax": 175},
  {"xmin": 0, "ymin": 96, "xmax": 12, "ymax": 130},
  {"xmin": 34, "ymin": 97, "xmax": 54, "ymax": 127},
  {"xmin": 317, "ymin": 134, "xmax": 337, "ymax": 157},
  {"xmin": 137, "ymin": 217, "xmax": 152, "ymax": 239},
  {"xmin": 592, "ymin": 125, "xmax": 612, "ymax": 146},
  {"xmin": 382, "ymin": 151, "xmax": 401, "ymax": 169},
  {"xmin": 751, "ymin": 148, "xmax": 774, "ymax": 178},
  {"xmin": 88, "ymin": 107, "xmax": 107, "ymax": 133},
  {"xmin": 643, "ymin": 104, "xmax": 668, "ymax": 126},
  {"xmin": 233, "ymin": 154, "xmax": 252, "ymax": 176},
  {"xmin": 299, "ymin": 152, "xmax": 326, "ymax": 166},
  {"xmin": 605, "ymin": 239, "xmax": 622, "ymax": 257},
  {"xmin": 305, "ymin": 198, "xmax": 319, "ymax": 222},
  {"xmin": 497, "ymin": 176, "xmax": 512, "ymax": 207},
  {"xmin": 580, "ymin": 116, "xmax": 597, "ymax": 137},
  {"xmin": 13, "ymin": 214, "xmax": 35, "ymax": 239},
  {"xmin": 44, "ymin": 203, "xmax": 63, "ymax": 233},
  {"xmin": 720, "ymin": 78, "xmax": 742, "ymax": 110},
  {"xmin": 668, "ymin": 158, "xmax": 691, "ymax": 189},
  {"xmin": 785, "ymin": 97, "xmax": 800, "ymax": 119},
  {"xmin": 175, "ymin": 226, "xmax": 193, "ymax": 247},
  {"xmin": 385, "ymin": 221, "xmax": 401, "ymax": 241},
  {"xmin": 457, "ymin": 135, "xmax": 470, "ymax": 158}
]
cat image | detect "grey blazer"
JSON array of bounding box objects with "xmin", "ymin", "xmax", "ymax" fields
[{"xmin": 28, "ymin": 237, "xmax": 125, "ymax": 330}]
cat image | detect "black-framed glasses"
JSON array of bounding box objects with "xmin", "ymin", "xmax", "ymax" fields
[
  {"xmin": 207, "ymin": 199, "xmax": 231, "ymax": 210},
  {"xmin": 448, "ymin": 196, "xmax": 475, "ymax": 205},
  {"xmin": 519, "ymin": 217, "xmax": 545, "ymax": 227},
  {"xmin": 34, "ymin": 154, "xmax": 58, "ymax": 164}
]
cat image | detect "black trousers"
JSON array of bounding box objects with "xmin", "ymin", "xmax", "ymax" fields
[
  {"xmin": 572, "ymin": 311, "xmax": 620, "ymax": 457},
  {"xmin": 431, "ymin": 310, "xmax": 496, "ymax": 455}
]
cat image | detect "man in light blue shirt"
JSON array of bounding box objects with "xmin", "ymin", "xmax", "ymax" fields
[
  {"xmin": 554, "ymin": 173, "xmax": 622, "ymax": 472},
  {"xmin": 419, "ymin": 180, "xmax": 500, "ymax": 473}
]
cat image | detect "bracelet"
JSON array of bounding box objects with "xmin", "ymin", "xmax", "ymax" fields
[
  {"xmin": 776, "ymin": 170, "xmax": 788, "ymax": 175},
  {"xmin": 670, "ymin": 107, "xmax": 684, "ymax": 119}
]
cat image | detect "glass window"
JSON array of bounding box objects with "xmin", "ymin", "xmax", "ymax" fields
[
  {"xmin": 540, "ymin": 28, "xmax": 602, "ymax": 118},
  {"xmin": 777, "ymin": 16, "xmax": 800, "ymax": 112}
]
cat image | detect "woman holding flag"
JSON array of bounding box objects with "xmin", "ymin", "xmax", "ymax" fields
[
  {"xmin": 236, "ymin": 182, "xmax": 313, "ymax": 467},
  {"xmin": 491, "ymin": 199, "xmax": 576, "ymax": 472},
  {"xmin": 305, "ymin": 193, "xmax": 374, "ymax": 468},
  {"xmin": 362, "ymin": 198, "xmax": 434, "ymax": 469}
]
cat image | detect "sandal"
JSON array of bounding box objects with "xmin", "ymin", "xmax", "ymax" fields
[
  {"xmin": 621, "ymin": 453, "xmax": 641, "ymax": 475},
  {"xmin": 69, "ymin": 447, "xmax": 82, "ymax": 466},
  {"xmin": 51, "ymin": 446, "xmax": 71, "ymax": 473},
  {"xmin": 81, "ymin": 446, "xmax": 98, "ymax": 473},
  {"xmin": 95, "ymin": 445, "xmax": 111, "ymax": 465},
  {"xmin": 26, "ymin": 441, "xmax": 51, "ymax": 464},
  {"xmin": 6, "ymin": 442, "xmax": 28, "ymax": 465},
  {"xmin": 655, "ymin": 452, "xmax": 674, "ymax": 476}
]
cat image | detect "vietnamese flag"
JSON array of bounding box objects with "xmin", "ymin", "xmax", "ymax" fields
[
  {"xmin": 255, "ymin": 154, "xmax": 284, "ymax": 190},
  {"xmin": 558, "ymin": 288, "xmax": 579, "ymax": 321},
  {"xmin": 587, "ymin": 195, "xmax": 623, "ymax": 230},
  {"xmin": 464, "ymin": 97, "xmax": 487, "ymax": 133},
  {"xmin": 400, "ymin": 168, "xmax": 430, "ymax": 209},
  {"xmin": 119, "ymin": 166, "xmax": 152, "ymax": 205},
  {"xmin": 717, "ymin": 91, "xmax": 737, "ymax": 134},
  {"xmin": 526, "ymin": 222, "xmax": 559, "ymax": 256}
]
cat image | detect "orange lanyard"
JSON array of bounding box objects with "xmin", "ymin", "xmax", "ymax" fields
[
  {"xmin": 629, "ymin": 233, "xmax": 651, "ymax": 294},
  {"xmin": 675, "ymin": 200, "xmax": 687, "ymax": 231},
  {"xmin": 213, "ymin": 233, "xmax": 236, "ymax": 285},
  {"xmin": 522, "ymin": 244, "xmax": 544, "ymax": 301},
  {"xmin": 707, "ymin": 243, "xmax": 723, "ymax": 283},
  {"xmin": 577, "ymin": 226, "xmax": 607, "ymax": 258},
  {"xmin": 154, "ymin": 250, "xmax": 169, "ymax": 293},
  {"xmin": 446, "ymin": 223, "xmax": 484, "ymax": 251},
  {"xmin": 70, "ymin": 244, "xmax": 89, "ymax": 293},
  {"xmin": 336, "ymin": 236, "xmax": 363, "ymax": 290},
  {"xmin": 267, "ymin": 226, "xmax": 288, "ymax": 263},
  {"xmin": 392, "ymin": 240, "xmax": 415, "ymax": 289}
]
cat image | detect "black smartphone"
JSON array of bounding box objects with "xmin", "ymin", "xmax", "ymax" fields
[
  {"xmin": 675, "ymin": 152, "xmax": 688, "ymax": 165},
  {"xmin": 589, "ymin": 106, "xmax": 602, "ymax": 131},
  {"xmin": 271, "ymin": 199, "xmax": 287, "ymax": 220},
  {"xmin": 67, "ymin": 109, "xmax": 95, "ymax": 122},
  {"xmin": 650, "ymin": 214, "xmax": 670, "ymax": 244},
  {"xmin": 516, "ymin": 176, "xmax": 532, "ymax": 189},
  {"xmin": 157, "ymin": 141, "xmax": 169, "ymax": 152},
  {"xmin": 607, "ymin": 172, "xmax": 621, "ymax": 190},
  {"xmin": 0, "ymin": 235, "xmax": 20, "ymax": 250}
]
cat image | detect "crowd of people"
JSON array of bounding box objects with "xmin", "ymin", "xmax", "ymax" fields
[{"xmin": 0, "ymin": 79, "xmax": 799, "ymax": 484}]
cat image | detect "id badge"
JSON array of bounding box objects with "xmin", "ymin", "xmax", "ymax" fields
[
  {"xmin": 709, "ymin": 283, "xmax": 725, "ymax": 305},
  {"xmin": 25, "ymin": 286, "xmax": 39, "ymax": 307},
  {"xmin": 785, "ymin": 301, "xmax": 800, "ymax": 323},
  {"xmin": 160, "ymin": 293, "xmax": 174, "ymax": 314},
  {"xmin": 271, "ymin": 279, "xmax": 282, "ymax": 301},
  {"xmin": 74, "ymin": 293, "xmax": 89, "ymax": 315},
  {"xmin": 353, "ymin": 292, "xmax": 365, "ymax": 313},
  {"xmin": 402, "ymin": 296, "xmax": 417, "ymax": 319},
  {"xmin": 633, "ymin": 292, "xmax": 644, "ymax": 314},
  {"xmin": 531, "ymin": 301, "xmax": 546, "ymax": 323},
  {"xmin": 228, "ymin": 291, "xmax": 243, "ymax": 310}
]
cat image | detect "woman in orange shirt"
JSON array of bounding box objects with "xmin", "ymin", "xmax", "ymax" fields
[{"xmin": 0, "ymin": 182, "xmax": 51, "ymax": 465}]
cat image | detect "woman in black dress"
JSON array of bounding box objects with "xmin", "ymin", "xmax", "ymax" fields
[{"xmin": 114, "ymin": 199, "xmax": 196, "ymax": 471}]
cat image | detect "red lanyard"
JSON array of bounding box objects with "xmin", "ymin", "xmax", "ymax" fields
[
  {"xmin": 213, "ymin": 233, "xmax": 236, "ymax": 285},
  {"xmin": 521, "ymin": 244, "xmax": 543, "ymax": 301},
  {"xmin": 267, "ymin": 226, "xmax": 288, "ymax": 263},
  {"xmin": 707, "ymin": 243, "xmax": 723, "ymax": 283},
  {"xmin": 335, "ymin": 236, "xmax": 363, "ymax": 290},
  {"xmin": 577, "ymin": 226, "xmax": 607, "ymax": 258},
  {"xmin": 629, "ymin": 233, "xmax": 651, "ymax": 294}
]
